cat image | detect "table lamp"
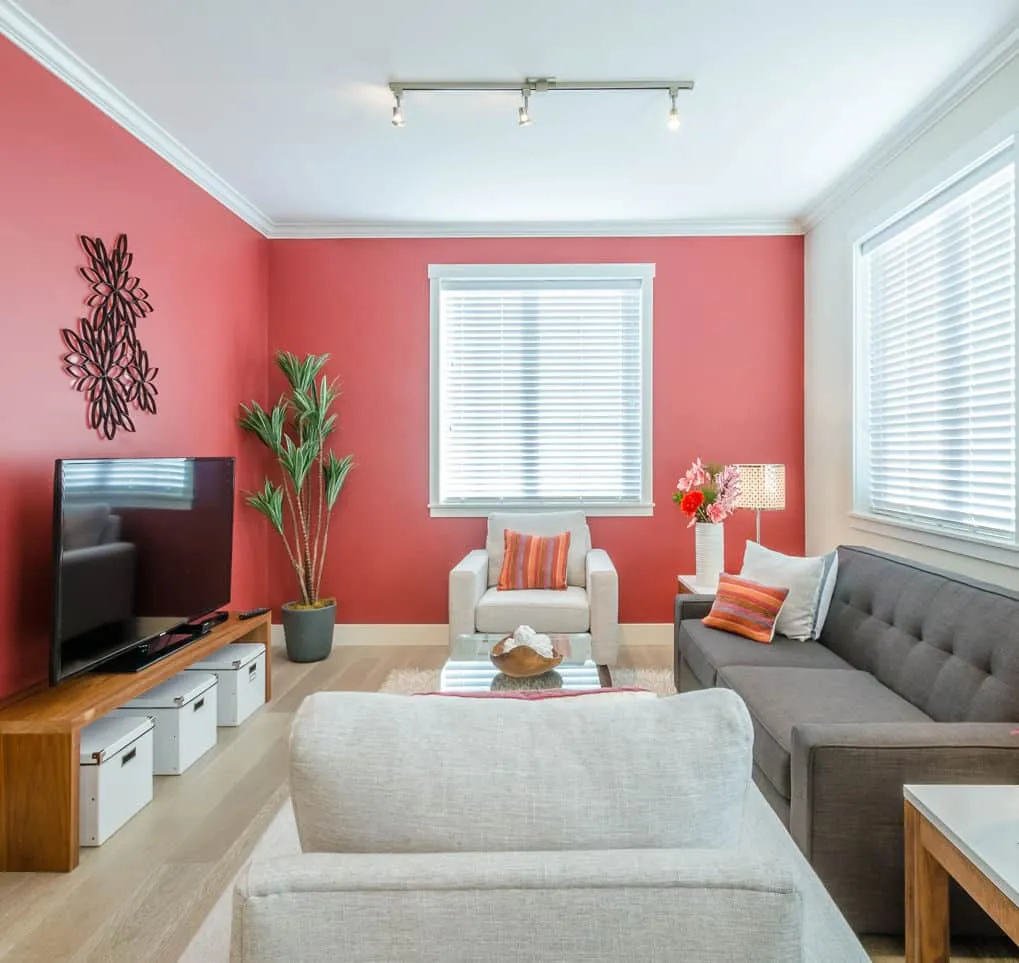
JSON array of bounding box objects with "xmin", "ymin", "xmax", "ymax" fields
[{"xmin": 735, "ymin": 464, "xmax": 786, "ymax": 544}]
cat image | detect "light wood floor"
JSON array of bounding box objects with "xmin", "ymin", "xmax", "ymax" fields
[{"xmin": 0, "ymin": 642, "xmax": 1013, "ymax": 963}]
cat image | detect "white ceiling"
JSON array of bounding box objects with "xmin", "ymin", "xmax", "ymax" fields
[{"xmin": 6, "ymin": 0, "xmax": 1019, "ymax": 231}]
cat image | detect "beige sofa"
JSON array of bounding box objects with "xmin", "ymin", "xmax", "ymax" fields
[
  {"xmin": 231, "ymin": 689, "xmax": 867, "ymax": 963},
  {"xmin": 449, "ymin": 511, "xmax": 619, "ymax": 664}
]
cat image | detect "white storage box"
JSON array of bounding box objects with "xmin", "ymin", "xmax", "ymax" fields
[
  {"xmin": 115, "ymin": 672, "xmax": 218, "ymax": 775},
  {"xmin": 79, "ymin": 714, "xmax": 154, "ymax": 846},
  {"xmin": 186, "ymin": 643, "xmax": 266, "ymax": 727}
]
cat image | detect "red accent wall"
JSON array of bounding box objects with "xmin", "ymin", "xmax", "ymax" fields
[
  {"xmin": 268, "ymin": 237, "xmax": 804, "ymax": 624},
  {"xmin": 0, "ymin": 37, "xmax": 269, "ymax": 700}
]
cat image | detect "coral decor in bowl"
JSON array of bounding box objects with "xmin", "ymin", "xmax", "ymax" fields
[{"xmin": 491, "ymin": 637, "xmax": 564, "ymax": 678}]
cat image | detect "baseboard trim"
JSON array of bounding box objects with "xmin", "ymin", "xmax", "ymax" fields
[{"xmin": 270, "ymin": 622, "xmax": 673, "ymax": 648}]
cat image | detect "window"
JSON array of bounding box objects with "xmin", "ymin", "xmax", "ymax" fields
[
  {"xmin": 854, "ymin": 142, "xmax": 1017, "ymax": 548},
  {"xmin": 429, "ymin": 263, "xmax": 653, "ymax": 516},
  {"xmin": 62, "ymin": 458, "xmax": 196, "ymax": 509}
]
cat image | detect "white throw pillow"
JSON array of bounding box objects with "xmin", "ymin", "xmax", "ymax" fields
[
  {"xmin": 813, "ymin": 550, "xmax": 839, "ymax": 639},
  {"xmin": 740, "ymin": 541, "xmax": 824, "ymax": 641}
]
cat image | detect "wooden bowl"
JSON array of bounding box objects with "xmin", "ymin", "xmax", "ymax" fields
[{"xmin": 491, "ymin": 636, "xmax": 563, "ymax": 678}]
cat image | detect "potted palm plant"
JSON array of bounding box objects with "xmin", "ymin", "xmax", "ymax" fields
[{"xmin": 240, "ymin": 352, "xmax": 353, "ymax": 662}]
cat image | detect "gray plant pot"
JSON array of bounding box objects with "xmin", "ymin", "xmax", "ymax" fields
[{"xmin": 281, "ymin": 600, "xmax": 336, "ymax": 663}]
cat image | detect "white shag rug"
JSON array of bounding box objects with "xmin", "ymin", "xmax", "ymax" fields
[{"xmin": 379, "ymin": 665, "xmax": 678, "ymax": 696}]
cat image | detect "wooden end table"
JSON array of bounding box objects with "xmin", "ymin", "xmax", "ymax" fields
[{"xmin": 904, "ymin": 784, "xmax": 1019, "ymax": 961}]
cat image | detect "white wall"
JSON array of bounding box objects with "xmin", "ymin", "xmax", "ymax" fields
[{"xmin": 804, "ymin": 55, "xmax": 1019, "ymax": 587}]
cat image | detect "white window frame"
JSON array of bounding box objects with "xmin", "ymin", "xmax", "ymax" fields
[
  {"xmin": 428, "ymin": 262, "xmax": 654, "ymax": 517},
  {"xmin": 851, "ymin": 127, "xmax": 1019, "ymax": 566}
]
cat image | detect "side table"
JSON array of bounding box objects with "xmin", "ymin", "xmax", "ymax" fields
[
  {"xmin": 904, "ymin": 784, "xmax": 1019, "ymax": 961},
  {"xmin": 677, "ymin": 575, "xmax": 718, "ymax": 596}
]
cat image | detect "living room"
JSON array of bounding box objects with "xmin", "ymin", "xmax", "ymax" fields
[{"xmin": 0, "ymin": 1, "xmax": 1018, "ymax": 961}]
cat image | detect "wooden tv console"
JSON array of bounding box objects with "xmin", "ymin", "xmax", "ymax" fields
[{"xmin": 0, "ymin": 612, "xmax": 271, "ymax": 872}]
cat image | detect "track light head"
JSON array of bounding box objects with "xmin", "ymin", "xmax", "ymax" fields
[
  {"xmin": 518, "ymin": 87, "xmax": 532, "ymax": 126},
  {"xmin": 667, "ymin": 88, "xmax": 680, "ymax": 131},
  {"xmin": 391, "ymin": 91, "xmax": 405, "ymax": 128}
]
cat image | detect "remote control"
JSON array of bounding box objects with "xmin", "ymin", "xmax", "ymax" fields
[{"xmin": 238, "ymin": 607, "xmax": 270, "ymax": 620}]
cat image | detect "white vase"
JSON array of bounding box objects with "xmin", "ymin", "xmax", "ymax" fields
[{"xmin": 694, "ymin": 522, "xmax": 725, "ymax": 587}]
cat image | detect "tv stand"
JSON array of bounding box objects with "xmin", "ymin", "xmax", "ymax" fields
[{"xmin": 0, "ymin": 611, "xmax": 271, "ymax": 872}]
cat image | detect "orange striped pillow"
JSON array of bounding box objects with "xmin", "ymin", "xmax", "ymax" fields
[
  {"xmin": 498, "ymin": 530, "xmax": 571, "ymax": 591},
  {"xmin": 702, "ymin": 573, "xmax": 790, "ymax": 644}
]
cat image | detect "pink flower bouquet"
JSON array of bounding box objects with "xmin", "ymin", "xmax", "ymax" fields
[{"xmin": 674, "ymin": 459, "xmax": 741, "ymax": 527}]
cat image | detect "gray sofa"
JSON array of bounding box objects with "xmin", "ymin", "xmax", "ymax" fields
[{"xmin": 675, "ymin": 544, "xmax": 1019, "ymax": 935}]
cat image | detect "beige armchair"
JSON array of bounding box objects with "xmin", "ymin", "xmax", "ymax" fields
[{"xmin": 449, "ymin": 511, "xmax": 619, "ymax": 665}]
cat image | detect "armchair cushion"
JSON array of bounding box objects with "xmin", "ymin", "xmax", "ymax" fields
[
  {"xmin": 486, "ymin": 511, "xmax": 591, "ymax": 588},
  {"xmin": 475, "ymin": 586, "xmax": 589, "ymax": 634},
  {"xmin": 679, "ymin": 621, "xmax": 852, "ymax": 689}
]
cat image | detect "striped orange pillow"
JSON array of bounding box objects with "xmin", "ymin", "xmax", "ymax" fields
[
  {"xmin": 702, "ymin": 573, "xmax": 790, "ymax": 644},
  {"xmin": 498, "ymin": 530, "xmax": 571, "ymax": 591}
]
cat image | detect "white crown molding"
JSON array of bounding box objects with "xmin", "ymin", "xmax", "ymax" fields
[
  {"xmin": 23, "ymin": 0, "xmax": 1013, "ymax": 242},
  {"xmin": 0, "ymin": 0, "xmax": 274, "ymax": 235},
  {"xmin": 268, "ymin": 218, "xmax": 803, "ymax": 239},
  {"xmin": 799, "ymin": 17, "xmax": 1019, "ymax": 232},
  {"xmin": 0, "ymin": 0, "xmax": 801, "ymax": 241}
]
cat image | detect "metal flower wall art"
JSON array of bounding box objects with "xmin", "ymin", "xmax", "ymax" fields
[{"xmin": 60, "ymin": 234, "xmax": 157, "ymax": 440}]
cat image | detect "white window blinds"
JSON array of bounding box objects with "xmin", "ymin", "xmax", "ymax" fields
[
  {"xmin": 62, "ymin": 458, "xmax": 196, "ymax": 509},
  {"xmin": 857, "ymin": 147, "xmax": 1017, "ymax": 542},
  {"xmin": 430, "ymin": 264, "xmax": 653, "ymax": 516}
]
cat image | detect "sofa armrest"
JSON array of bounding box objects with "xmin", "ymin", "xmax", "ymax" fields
[
  {"xmin": 586, "ymin": 549, "xmax": 619, "ymax": 664},
  {"xmin": 449, "ymin": 549, "xmax": 488, "ymax": 646},
  {"xmin": 789, "ymin": 721, "xmax": 1019, "ymax": 933},
  {"xmin": 675, "ymin": 593, "xmax": 715, "ymax": 623},
  {"xmin": 232, "ymin": 849, "xmax": 804, "ymax": 963}
]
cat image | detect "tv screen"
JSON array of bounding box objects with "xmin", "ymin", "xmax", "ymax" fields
[{"xmin": 51, "ymin": 456, "xmax": 235, "ymax": 683}]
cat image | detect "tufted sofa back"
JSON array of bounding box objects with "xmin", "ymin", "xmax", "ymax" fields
[{"xmin": 819, "ymin": 546, "xmax": 1019, "ymax": 722}]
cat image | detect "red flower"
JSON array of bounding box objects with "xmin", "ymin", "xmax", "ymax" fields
[{"xmin": 680, "ymin": 490, "xmax": 704, "ymax": 516}]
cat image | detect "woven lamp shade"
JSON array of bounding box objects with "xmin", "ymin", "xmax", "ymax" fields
[{"xmin": 736, "ymin": 464, "xmax": 786, "ymax": 511}]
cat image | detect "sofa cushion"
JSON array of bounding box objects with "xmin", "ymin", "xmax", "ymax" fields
[
  {"xmin": 680, "ymin": 620, "xmax": 853, "ymax": 688},
  {"xmin": 822, "ymin": 546, "xmax": 1019, "ymax": 723},
  {"xmin": 476, "ymin": 586, "xmax": 590, "ymax": 634},
  {"xmin": 717, "ymin": 666, "xmax": 931, "ymax": 799},
  {"xmin": 487, "ymin": 512, "xmax": 591, "ymax": 588},
  {"xmin": 290, "ymin": 687, "xmax": 755, "ymax": 853}
]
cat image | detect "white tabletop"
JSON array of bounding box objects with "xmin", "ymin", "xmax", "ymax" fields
[
  {"xmin": 904, "ymin": 784, "xmax": 1019, "ymax": 907},
  {"xmin": 677, "ymin": 574, "xmax": 718, "ymax": 594}
]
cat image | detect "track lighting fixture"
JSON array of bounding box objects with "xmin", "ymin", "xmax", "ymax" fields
[
  {"xmin": 518, "ymin": 87, "xmax": 532, "ymax": 126},
  {"xmin": 667, "ymin": 87, "xmax": 681, "ymax": 131},
  {"xmin": 387, "ymin": 77, "xmax": 694, "ymax": 129}
]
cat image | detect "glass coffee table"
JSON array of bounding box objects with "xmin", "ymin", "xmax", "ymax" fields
[{"xmin": 441, "ymin": 633, "xmax": 610, "ymax": 693}]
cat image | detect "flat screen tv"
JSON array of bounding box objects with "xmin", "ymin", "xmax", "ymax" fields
[{"xmin": 51, "ymin": 456, "xmax": 235, "ymax": 684}]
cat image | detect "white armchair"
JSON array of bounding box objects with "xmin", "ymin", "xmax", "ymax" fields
[{"xmin": 449, "ymin": 511, "xmax": 619, "ymax": 664}]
